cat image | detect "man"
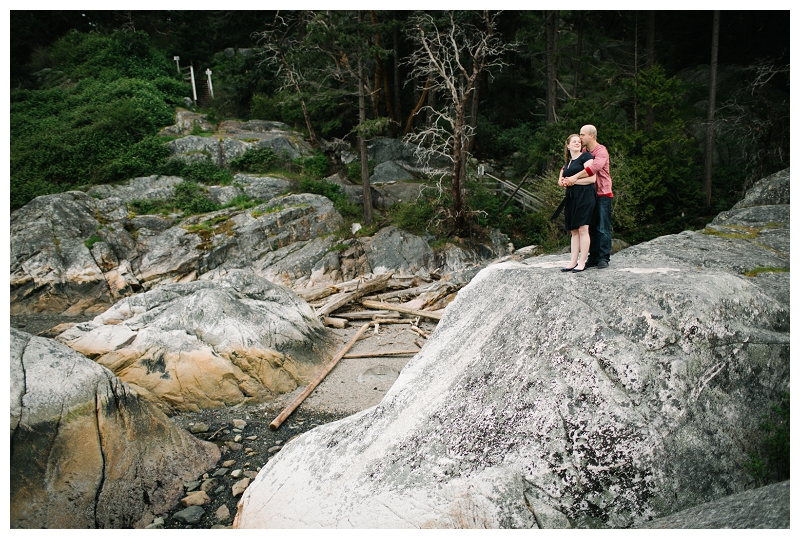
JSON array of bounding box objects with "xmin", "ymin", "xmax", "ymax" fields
[{"xmin": 563, "ymin": 125, "xmax": 613, "ymax": 269}]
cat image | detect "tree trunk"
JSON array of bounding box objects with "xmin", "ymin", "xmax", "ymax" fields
[
  {"xmin": 358, "ymin": 12, "xmax": 373, "ymax": 225},
  {"xmin": 369, "ymin": 11, "xmax": 394, "ymax": 126},
  {"xmin": 393, "ymin": 12, "xmax": 402, "ymax": 137},
  {"xmin": 426, "ymin": 84, "xmax": 437, "ymax": 131},
  {"xmin": 703, "ymin": 10, "xmax": 720, "ymax": 207},
  {"xmin": 645, "ymin": 10, "xmax": 656, "ymax": 132},
  {"xmin": 545, "ymin": 10, "xmax": 559, "ymax": 124},
  {"xmin": 572, "ymin": 11, "xmax": 583, "ymax": 99},
  {"xmin": 634, "ymin": 11, "xmax": 639, "ymax": 132},
  {"xmin": 466, "ymin": 74, "xmax": 480, "ymax": 154},
  {"xmin": 452, "ymin": 108, "xmax": 466, "ymax": 234},
  {"xmin": 404, "ymin": 77, "xmax": 429, "ymax": 135},
  {"xmin": 281, "ymin": 50, "xmax": 318, "ymax": 148}
]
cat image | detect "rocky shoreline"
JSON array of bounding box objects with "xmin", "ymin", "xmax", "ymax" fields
[{"xmin": 159, "ymin": 404, "xmax": 351, "ymax": 529}]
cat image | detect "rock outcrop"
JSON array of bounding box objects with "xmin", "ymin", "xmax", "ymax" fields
[
  {"xmin": 636, "ymin": 479, "xmax": 789, "ymax": 529},
  {"xmin": 233, "ymin": 169, "xmax": 789, "ymax": 528},
  {"xmin": 10, "ymin": 188, "xmax": 345, "ymax": 315},
  {"xmin": 367, "ymin": 137, "xmax": 451, "ymax": 174},
  {"xmin": 55, "ymin": 270, "xmax": 336, "ymax": 412},
  {"xmin": 10, "ymin": 328, "xmax": 220, "ymax": 528},
  {"xmin": 159, "ymin": 109, "xmax": 314, "ymax": 163},
  {"xmin": 10, "ymin": 179, "xmax": 509, "ymax": 317},
  {"xmin": 10, "ymin": 191, "xmax": 121, "ymax": 316}
]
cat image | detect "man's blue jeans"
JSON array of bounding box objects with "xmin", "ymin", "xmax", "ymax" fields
[{"xmin": 588, "ymin": 196, "xmax": 612, "ymax": 264}]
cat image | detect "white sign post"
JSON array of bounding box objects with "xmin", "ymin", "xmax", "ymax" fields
[{"xmin": 173, "ymin": 56, "xmax": 180, "ymax": 73}]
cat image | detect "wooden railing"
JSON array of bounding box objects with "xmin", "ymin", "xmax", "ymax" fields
[{"xmin": 479, "ymin": 172, "xmax": 546, "ymax": 213}]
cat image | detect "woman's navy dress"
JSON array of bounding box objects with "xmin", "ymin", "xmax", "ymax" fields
[{"xmin": 562, "ymin": 152, "xmax": 596, "ymax": 230}]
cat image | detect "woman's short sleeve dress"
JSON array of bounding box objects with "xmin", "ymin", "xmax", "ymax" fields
[{"xmin": 562, "ymin": 152, "xmax": 597, "ymax": 230}]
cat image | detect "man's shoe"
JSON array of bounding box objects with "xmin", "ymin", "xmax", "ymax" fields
[
  {"xmin": 597, "ymin": 260, "xmax": 609, "ymax": 269},
  {"xmin": 585, "ymin": 260, "xmax": 599, "ymax": 268}
]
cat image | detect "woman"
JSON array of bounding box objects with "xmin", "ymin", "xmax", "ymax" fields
[{"xmin": 557, "ymin": 134, "xmax": 595, "ymax": 272}]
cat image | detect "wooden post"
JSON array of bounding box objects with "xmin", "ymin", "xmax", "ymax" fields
[{"xmin": 269, "ymin": 322, "xmax": 372, "ymax": 430}]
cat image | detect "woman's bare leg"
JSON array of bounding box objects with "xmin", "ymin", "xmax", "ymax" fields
[
  {"xmin": 576, "ymin": 225, "xmax": 590, "ymax": 269},
  {"xmin": 568, "ymin": 229, "xmax": 580, "ymax": 267}
]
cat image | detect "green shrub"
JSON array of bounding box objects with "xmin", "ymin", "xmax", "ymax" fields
[
  {"xmin": 388, "ymin": 200, "xmax": 437, "ymax": 236},
  {"xmin": 296, "ymin": 153, "xmax": 329, "ymax": 179},
  {"xmin": 158, "ymin": 160, "xmax": 233, "ymax": 186},
  {"xmin": 129, "ymin": 198, "xmax": 168, "ymax": 215},
  {"xmin": 10, "ymin": 30, "xmax": 187, "ymax": 207},
  {"xmin": 173, "ymin": 181, "xmax": 220, "ymax": 215},
  {"xmin": 230, "ymin": 147, "xmax": 278, "ymax": 173},
  {"xmin": 298, "ymin": 177, "xmax": 360, "ymax": 219}
]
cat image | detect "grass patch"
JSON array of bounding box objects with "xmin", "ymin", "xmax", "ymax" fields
[
  {"xmin": 224, "ymin": 194, "xmax": 261, "ymax": 210},
  {"xmin": 251, "ymin": 205, "xmax": 284, "ymax": 218},
  {"xmin": 84, "ymin": 235, "xmax": 103, "ymax": 249},
  {"xmin": 743, "ymin": 266, "xmax": 789, "ymax": 277},
  {"xmin": 702, "ymin": 229, "xmax": 758, "ymax": 240}
]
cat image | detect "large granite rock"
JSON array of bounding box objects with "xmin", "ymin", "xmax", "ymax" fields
[
  {"xmin": 55, "ymin": 270, "xmax": 336, "ymax": 412},
  {"xmin": 370, "ymin": 160, "xmax": 415, "ymax": 184},
  {"xmin": 234, "ymin": 170, "xmax": 789, "ymax": 528},
  {"xmin": 10, "ymin": 191, "xmax": 119, "ymax": 315},
  {"xmin": 10, "ymin": 328, "xmax": 220, "ymax": 528},
  {"xmin": 636, "ymin": 479, "xmax": 789, "ymax": 529},
  {"xmin": 86, "ymin": 175, "xmax": 184, "ymax": 204},
  {"xmin": 368, "ymin": 137, "xmax": 451, "ymax": 173}
]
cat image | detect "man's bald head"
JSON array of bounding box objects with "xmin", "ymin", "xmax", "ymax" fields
[{"xmin": 579, "ymin": 125, "xmax": 598, "ymax": 150}]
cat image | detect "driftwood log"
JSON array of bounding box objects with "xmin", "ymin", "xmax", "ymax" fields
[
  {"xmin": 269, "ymin": 322, "xmax": 373, "ymax": 430},
  {"xmin": 315, "ymin": 273, "xmax": 393, "ymax": 318},
  {"xmin": 342, "ymin": 349, "xmax": 420, "ymax": 359},
  {"xmin": 360, "ymin": 299, "xmax": 443, "ymax": 321}
]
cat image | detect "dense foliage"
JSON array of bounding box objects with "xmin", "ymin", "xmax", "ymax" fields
[
  {"xmin": 11, "ymin": 10, "xmax": 789, "ymax": 249},
  {"xmin": 10, "ymin": 31, "xmax": 184, "ymax": 206}
]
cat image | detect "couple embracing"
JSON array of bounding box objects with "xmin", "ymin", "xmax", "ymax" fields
[{"xmin": 556, "ymin": 125, "xmax": 613, "ymax": 272}]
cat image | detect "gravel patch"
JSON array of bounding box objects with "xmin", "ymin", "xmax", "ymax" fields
[{"xmin": 155, "ymin": 319, "xmax": 433, "ymax": 529}]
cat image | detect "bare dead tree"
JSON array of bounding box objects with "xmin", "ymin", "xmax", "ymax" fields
[
  {"xmin": 403, "ymin": 11, "xmax": 511, "ymax": 234},
  {"xmin": 714, "ymin": 59, "xmax": 789, "ymax": 189},
  {"xmin": 253, "ymin": 12, "xmax": 319, "ymax": 148}
]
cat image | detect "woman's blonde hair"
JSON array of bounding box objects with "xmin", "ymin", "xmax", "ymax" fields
[{"xmin": 564, "ymin": 134, "xmax": 580, "ymax": 162}]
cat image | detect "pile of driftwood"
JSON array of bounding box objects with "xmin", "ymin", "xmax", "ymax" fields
[
  {"xmin": 296, "ymin": 272, "xmax": 458, "ymax": 327},
  {"xmin": 271, "ymin": 272, "xmax": 459, "ymax": 430}
]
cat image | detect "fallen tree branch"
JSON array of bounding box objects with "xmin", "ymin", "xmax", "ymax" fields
[
  {"xmin": 342, "ymin": 349, "xmax": 420, "ymax": 358},
  {"xmin": 315, "ymin": 273, "xmax": 393, "ymax": 318},
  {"xmin": 360, "ymin": 299, "xmax": 443, "ymax": 321},
  {"xmin": 409, "ymin": 325, "xmax": 430, "ymax": 338},
  {"xmin": 323, "ymin": 317, "xmax": 348, "ymax": 328},
  {"xmin": 296, "ymin": 284, "xmax": 339, "ymax": 302},
  {"xmin": 269, "ymin": 322, "xmax": 373, "ymax": 430},
  {"xmin": 337, "ymin": 310, "xmax": 401, "ymax": 320}
]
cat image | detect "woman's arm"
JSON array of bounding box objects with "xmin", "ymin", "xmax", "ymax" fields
[
  {"xmin": 558, "ymin": 166, "xmax": 567, "ymax": 188},
  {"xmin": 569, "ymin": 159, "xmax": 595, "ymax": 185}
]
